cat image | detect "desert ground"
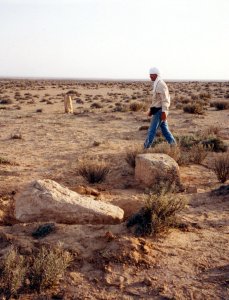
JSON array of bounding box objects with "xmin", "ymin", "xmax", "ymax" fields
[{"xmin": 0, "ymin": 79, "xmax": 228, "ymax": 300}]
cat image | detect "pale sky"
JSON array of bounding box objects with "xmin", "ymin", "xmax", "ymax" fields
[{"xmin": 0, "ymin": 0, "xmax": 229, "ymax": 80}]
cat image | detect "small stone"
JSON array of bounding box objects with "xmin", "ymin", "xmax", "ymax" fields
[{"xmin": 186, "ymin": 186, "xmax": 197, "ymax": 193}]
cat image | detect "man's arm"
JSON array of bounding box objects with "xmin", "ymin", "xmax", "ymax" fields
[{"xmin": 158, "ymin": 82, "xmax": 170, "ymax": 120}]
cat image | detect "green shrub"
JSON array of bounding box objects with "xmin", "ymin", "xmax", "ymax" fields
[{"xmin": 126, "ymin": 192, "xmax": 187, "ymax": 236}]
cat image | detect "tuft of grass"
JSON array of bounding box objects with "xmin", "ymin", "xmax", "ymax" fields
[
  {"xmin": 149, "ymin": 143, "xmax": 181, "ymax": 162},
  {"xmin": 125, "ymin": 146, "xmax": 143, "ymax": 168},
  {"xmin": 127, "ymin": 192, "xmax": 187, "ymax": 236},
  {"xmin": 78, "ymin": 158, "xmax": 110, "ymax": 183},
  {"xmin": 0, "ymin": 247, "xmax": 26, "ymax": 297},
  {"xmin": 212, "ymin": 153, "xmax": 229, "ymax": 183},
  {"xmin": 30, "ymin": 244, "xmax": 72, "ymax": 292}
]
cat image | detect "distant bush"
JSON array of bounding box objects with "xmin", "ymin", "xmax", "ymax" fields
[
  {"xmin": 129, "ymin": 101, "xmax": 145, "ymax": 112},
  {"xmin": 91, "ymin": 102, "xmax": 103, "ymax": 109},
  {"xmin": 210, "ymin": 100, "xmax": 229, "ymax": 110},
  {"xmin": 126, "ymin": 192, "xmax": 187, "ymax": 236},
  {"xmin": 212, "ymin": 153, "xmax": 229, "ymax": 183},
  {"xmin": 0, "ymin": 99, "xmax": 13, "ymax": 105},
  {"xmin": 183, "ymin": 103, "xmax": 205, "ymax": 114},
  {"xmin": 78, "ymin": 158, "xmax": 110, "ymax": 183}
]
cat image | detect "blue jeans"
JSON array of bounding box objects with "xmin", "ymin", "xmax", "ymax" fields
[{"xmin": 144, "ymin": 109, "xmax": 176, "ymax": 149}]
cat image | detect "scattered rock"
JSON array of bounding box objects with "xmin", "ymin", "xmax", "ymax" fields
[
  {"xmin": 135, "ymin": 153, "xmax": 180, "ymax": 187},
  {"xmin": 15, "ymin": 179, "xmax": 124, "ymax": 224}
]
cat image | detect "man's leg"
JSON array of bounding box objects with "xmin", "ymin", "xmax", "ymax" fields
[
  {"xmin": 144, "ymin": 111, "xmax": 161, "ymax": 148},
  {"xmin": 160, "ymin": 120, "xmax": 176, "ymax": 144}
]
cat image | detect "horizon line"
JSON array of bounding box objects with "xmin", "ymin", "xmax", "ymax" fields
[{"xmin": 0, "ymin": 75, "xmax": 228, "ymax": 82}]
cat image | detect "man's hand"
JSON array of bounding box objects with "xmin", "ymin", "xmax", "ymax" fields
[
  {"xmin": 146, "ymin": 109, "xmax": 151, "ymax": 117},
  {"xmin": 161, "ymin": 112, "xmax": 167, "ymax": 121}
]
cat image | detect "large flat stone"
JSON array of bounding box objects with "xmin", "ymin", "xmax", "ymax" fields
[{"xmin": 15, "ymin": 179, "xmax": 124, "ymax": 224}]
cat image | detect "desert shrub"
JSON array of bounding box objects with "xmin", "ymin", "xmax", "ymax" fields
[
  {"xmin": 210, "ymin": 100, "xmax": 229, "ymax": 110},
  {"xmin": 202, "ymin": 125, "xmax": 220, "ymax": 136},
  {"xmin": 30, "ymin": 245, "xmax": 72, "ymax": 292},
  {"xmin": 150, "ymin": 167, "xmax": 182, "ymax": 194},
  {"xmin": 0, "ymin": 157, "xmax": 11, "ymax": 165},
  {"xmin": 129, "ymin": 101, "xmax": 144, "ymax": 112},
  {"xmin": 183, "ymin": 103, "xmax": 204, "ymax": 114},
  {"xmin": 212, "ymin": 153, "xmax": 229, "ymax": 183},
  {"xmin": 126, "ymin": 192, "xmax": 187, "ymax": 236},
  {"xmin": 11, "ymin": 133, "xmax": 22, "ymax": 139},
  {"xmin": 149, "ymin": 143, "xmax": 181, "ymax": 162},
  {"xmin": 188, "ymin": 143, "xmax": 208, "ymax": 164},
  {"xmin": 0, "ymin": 99, "xmax": 13, "ymax": 105},
  {"xmin": 0, "ymin": 247, "xmax": 26, "ymax": 297},
  {"xmin": 78, "ymin": 158, "xmax": 110, "ymax": 183},
  {"xmin": 201, "ymin": 136, "xmax": 227, "ymax": 152},
  {"xmin": 91, "ymin": 102, "xmax": 103, "ymax": 109},
  {"xmin": 125, "ymin": 146, "xmax": 143, "ymax": 168},
  {"xmin": 176, "ymin": 135, "xmax": 200, "ymax": 149},
  {"xmin": 112, "ymin": 104, "xmax": 128, "ymax": 112}
]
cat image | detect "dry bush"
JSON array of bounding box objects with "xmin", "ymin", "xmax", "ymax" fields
[
  {"xmin": 150, "ymin": 167, "xmax": 182, "ymax": 194},
  {"xmin": 126, "ymin": 192, "xmax": 187, "ymax": 236},
  {"xmin": 201, "ymin": 136, "xmax": 227, "ymax": 152},
  {"xmin": 30, "ymin": 244, "xmax": 72, "ymax": 292},
  {"xmin": 78, "ymin": 158, "xmax": 110, "ymax": 183},
  {"xmin": 11, "ymin": 133, "xmax": 22, "ymax": 139},
  {"xmin": 91, "ymin": 102, "xmax": 103, "ymax": 109},
  {"xmin": 149, "ymin": 143, "xmax": 181, "ymax": 162},
  {"xmin": 188, "ymin": 143, "xmax": 208, "ymax": 164},
  {"xmin": 210, "ymin": 100, "xmax": 229, "ymax": 110},
  {"xmin": 212, "ymin": 153, "xmax": 229, "ymax": 183},
  {"xmin": 0, "ymin": 156, "xmax": 11, "ymax": 165},
  {"xmin": 0, "ymin": 247, "xmax": 26, "ymax": 297},
  {"xmin": 0, "ymin": 99, "xmax": 13, "ymax": 105},
  {"xmin": 125, "ymin": 146, "xmax": 143, "ymax": 168},
  {"xmin": 129, "ymin": 101, "xmax": 145, "ymax": 112},
  {"xmin": 183, "ymin": 103, "xmax": 205, "ymax": 114},
  {"xmin": 202, "ymin": 125, "xmax": 220, "ymax": 136}
]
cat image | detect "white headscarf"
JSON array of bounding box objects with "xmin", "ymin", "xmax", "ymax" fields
[
  {"xmin": 149, "ymin": 67, "xmax": 160, "ymax": 76},
  {"xmin": 149, "ymin": 67, "xmax": 161, "ymax": 94}
]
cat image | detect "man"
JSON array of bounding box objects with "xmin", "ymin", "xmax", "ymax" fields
[
  {"xmin": 144, "ymin": 67, "xmax": 176, "ymax": 148},
  {"xmin": 64, "ymin": 91, "xmax": 74, "ymax": 114}
]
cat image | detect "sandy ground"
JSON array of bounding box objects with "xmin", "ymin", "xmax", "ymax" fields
[{"xmin": 0, "ymin": 79, "xmax": 228, "ymax": 299}]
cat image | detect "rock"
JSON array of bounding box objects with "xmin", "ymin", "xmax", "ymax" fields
[
  {"xmin": 15, "ymin": 179, "xmax": 124, "ymax": 224},
  {"xmin": 135, "ymin": 153, "xmax": 180, "ymax": 187},
  {"xmin": 186, "ymin": 186, "xmax": 198, "ymax": 193}
]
